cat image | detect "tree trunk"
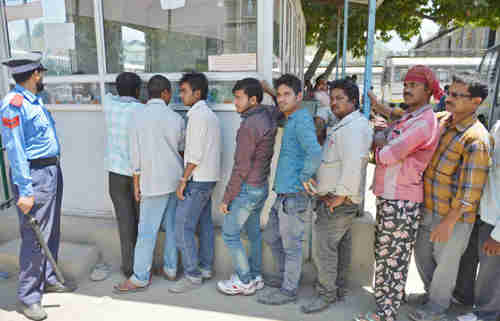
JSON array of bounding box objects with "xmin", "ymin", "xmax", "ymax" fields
[
  {"xmin": 304, "ymin": 45, "xmax": 328, "ymax": 83},
  {"xmin": 304, "ymin": 15, "xmax": 338, "ymax": 83},
  {"xmin": 324, "ymin": 53, "xmax": 339, "ymax": 78}
]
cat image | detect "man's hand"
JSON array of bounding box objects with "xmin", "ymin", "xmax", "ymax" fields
[
  {"xmin": 303, "ymin": 178, "xmax": 317, "ymax": 196},
  {"xmin": 17, "ymin": 196, "xmax": 34, "ymax": 215},
  {"xmin": 373, "ymin": 131, "xmax": 388, "ymax": 148},
  {"xmin": 325, "ymin": 195, "xmax": 346, "ymax": 213},
  {"xmin": 133, "ymin": 184, "xmax": 141, "ymax": 202},
  {"xmin": 430, "ymin": 218, "xmax": 455, "ymax": 243},
  {"xmin": 482, "ymin": 236, "xmax": 500, "ymax": 256},
  {"xmin": 219, "ymin": 203, "xmax": 230, "ymax": 215},
  {"xmin": 176, "ymin": 180, "xmax": 187, "ymax": 200}
]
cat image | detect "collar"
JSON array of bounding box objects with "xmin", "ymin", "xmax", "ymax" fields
[
  {"xmin": 286, "ymin": 106, "xmax": 305, "ymax": 120},
  {"xmin": 331, "ymin": 110, "xmax": 363, "ymax": 131},
  {"xmin": 146, "ymin": 98, "xmax": 168, "ymax": 107},
  {"xmin": 401, "ymin": 104, "xmax": 433, "ymax": 120},
  {"xmin": 187, "ymin": 100, "xmax": 208, "ymax": 117},
  {"xmin": 116, "ymin": 95, "xmax": 140, "ymax": 103},
  {"xmin": 451, "ymin": 113, "xmax": 477, "ymax": 132},
  {"xmin": 241, "ymin": 105, "xmax": 266, "ymax": 118},
  {"xmin": 14, "ymin": 84, "xmax": 38, "ymax": 104}
]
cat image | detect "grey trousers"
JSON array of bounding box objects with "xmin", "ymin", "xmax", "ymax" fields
[
  {"xmin": 314, "ymin": 202, "xmax": 357, "ymax": 302},
  {"xmin": 414, "ymin": 212, "xmax": 473, "ymax": 313},
  {"xmin": 474, "ymin": 221, "xmax": 500, "ymax": 321}
]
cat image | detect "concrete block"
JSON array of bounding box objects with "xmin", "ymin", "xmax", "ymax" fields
[{"xmin": 0, "ymin": 239, "xmax": 99, "ymax": 282}]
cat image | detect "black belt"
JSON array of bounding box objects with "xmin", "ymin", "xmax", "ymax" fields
[{"xmin": 29, "ymin": 157, "xmax": 59, "ymax": 168}]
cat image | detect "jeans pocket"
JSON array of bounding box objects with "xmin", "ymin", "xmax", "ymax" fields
[{"xmin": 283, "ymin": 195, "xmax": 309, "ymax": 221}]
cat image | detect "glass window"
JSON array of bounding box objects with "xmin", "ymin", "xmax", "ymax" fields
[
  {"xmin": 5, "ymin": 0, "xmax": 98, "ymax": 76},
  {"xmin": 102, "ymin": 0, "xmax": 257, "ymax": 73},
  {"xmin": 105, "ymin": 80, "xmax": 235, "ymax": 106},
  {"xmin": 42, "ymin": 82, "xmax": 100, "ymax": 104}
]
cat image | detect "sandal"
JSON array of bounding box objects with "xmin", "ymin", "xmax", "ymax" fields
[
  {"xmin": 90, "ymin": 263, "xmax": 111, "ymax": 282},
  {"xmin": 113, "ymin": 279, "xmax": 149, "ymax": 294},
  {"xmin": 354, "ymin": 312, "xmax": 381, "ymax": 321}
]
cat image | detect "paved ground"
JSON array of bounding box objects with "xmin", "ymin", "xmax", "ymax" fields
[{"xmin": 0, "ymin": 259, "xmax": 471, "ymax": 321}]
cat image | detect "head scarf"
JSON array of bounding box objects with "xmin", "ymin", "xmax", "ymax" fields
[{"xmin": 404, "ymin": 65, "xmax": 445, "ymax": 101}]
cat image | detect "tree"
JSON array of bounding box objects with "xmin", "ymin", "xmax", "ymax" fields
[{"xmin": 302, "ymin": 0, "xmax": 500, "ymax": 82}]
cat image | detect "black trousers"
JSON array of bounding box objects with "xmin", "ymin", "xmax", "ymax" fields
[{"xmin": 108, "ymin": 172, "xmax": 139, "ymax": 278}]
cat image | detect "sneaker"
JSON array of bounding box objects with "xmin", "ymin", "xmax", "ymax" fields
[
  {"xmin": 17, "ymin": 302, "xmax": 47, "ymax": 321},
  {"xmin": 456, "ymin": 313, "xmax": 478, "ymax": 321},
  {"xmin": 408, "ymin": 307, "xmax": 446, "ymax": 321},
  {"xmin": 300, "ymin": 295, "xmax": 331, "ymax": 313},
  {"xmin": 406, "ymin": 293, "xmax": 429, "ymax": 305},
  {"xmin": 257, "ymin": 288, "xmax": 297, "ymax": 305},
  {"xmin": 262, "ymin": 273, "xmax": 283, "ymax": 288},
  {"xmin": 200, "ymin": 269, "xmax": 213, "ymax": 280},
  {"xmin": 217, "ymin": 274, "xmax": 256, "ymax": 296},
  {"xmin": 253, "ymin": 275, "xmax": 264, "ymax": 291},
  {"xmin": 169, "ymin": 276, "xmax": 202, "ymax": 294}
]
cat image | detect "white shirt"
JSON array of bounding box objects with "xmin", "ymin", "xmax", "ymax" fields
[
  {"xmin": 314, "ymin": 90, "xmax": 330, "ymax": 108},
  {"xmin": 129, "ymin": 99, "xmax": 185, "ymax": 197},
  {"xmin": 316, "ymin": 110, "xmax": 373, "ymax": 203},
  {"xmin": 479, "ymin": 120, "xmax": 500, "ymax": 241},
  {"xmin": 185, "ymin": 100, "xmax": 222, "ymax": 182}
]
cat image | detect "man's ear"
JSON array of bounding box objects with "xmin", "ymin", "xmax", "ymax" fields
[
  {"xmin": 194, "ymin": 89, "xmax": 202, "ymax": 100},
  {"xmin": 249, "ymin": 96, "xmax": 258, "ymax": 106},
  {"xmin": 472, "ymin": 96, "xmax": 483, "ymax": 107}
]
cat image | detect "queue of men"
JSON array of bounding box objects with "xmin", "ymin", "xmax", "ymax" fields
[{"xmin": 1, "ymin": 53, "xmax": 499, "ymax": 321}]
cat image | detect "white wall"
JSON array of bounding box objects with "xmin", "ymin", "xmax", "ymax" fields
[{"xmin": 52, "ymin": 108, "xmax": 246, "ymax": 226}]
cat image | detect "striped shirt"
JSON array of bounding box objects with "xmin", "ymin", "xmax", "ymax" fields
[
  {"xmin": 423, "ymin": 112, "xmax": 493, "ymax": 223},
  {"xmin": 103, "ymin": 93, "xmax": 144, "ymax": 176},
  {"xmin": 373, "ymin": 105, "xmax": 440, "ymax": 203}
]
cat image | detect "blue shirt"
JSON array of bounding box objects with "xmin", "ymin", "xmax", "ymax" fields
[
  {"xmin": 274, "ymin": 107, "xmax": 322, "ymax": 194},
  {"xmin": 102, "ymin": 93, "xmax": 144, "ymax": 176},
  {"xmin": 1, "ymin": 84, "xmax": 61, "ymax": 197}
]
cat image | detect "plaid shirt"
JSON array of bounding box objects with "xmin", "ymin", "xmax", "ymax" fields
[
  {"xmin": 103, "ymin": 93, "xmax": 144, "ymax": 176},
  {"xmin": 423, "ymin": 112, "xmax": 493, "ymax": 223}
]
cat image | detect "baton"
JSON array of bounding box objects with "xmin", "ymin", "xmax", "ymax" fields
[{"xmin": 26, "ymin": 215, "xmax": 66, "ymax": 285}]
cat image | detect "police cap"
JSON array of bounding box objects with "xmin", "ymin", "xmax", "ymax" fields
[{"xmin": 1, "ymin": 52, "xmax": 47, "ymax": 75}]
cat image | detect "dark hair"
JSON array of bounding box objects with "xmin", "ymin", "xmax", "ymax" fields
[
  {"xmin": 147, "ymin": 75, "xmax": 171, "ymax": 99},
  {"xmin": 232, "ymin": 78, "xmax": 263, "ymax": 103},
  {"xmin": 179, "ymin": 72, "xmax": 208, "ymax": 100},
  {"xmin": 452, "ymin": 72, "xmax": 489, "ymax": 102},
  {"xmin": 116, "ymin": 72, "xmax": 142, "ymax": 98},
  {"xmin": 329, "ymin": 78, "xmax": 360, "ymax": 109},
  {"xmin": 12, "ymin": 67, "xmax": 44, "ymax": 84},
  {"xmin": 275, "ymin": 74, "xmax": 302, "ymax": 95}
]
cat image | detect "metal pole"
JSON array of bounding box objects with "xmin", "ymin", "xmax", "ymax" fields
[
  {"xmin": 336, "ymin": 8, "xmax": 341, "ymax": 80},
  {"xmin": 342, "ymin": 0, "xmax": 349, "ymax": 78},
  {"xmin": 362, "ymin": 0, "xmax": 376, "ymax": 118}
]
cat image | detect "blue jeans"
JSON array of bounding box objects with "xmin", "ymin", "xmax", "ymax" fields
[
  {"xmin": 263, "ymin": 193, "xmax": 310, "ymax": 296},
  {"xmin": 131, "ymin": 193, "xmax": 177, "ymax": 286},
  {"xmin": 222, "ymin": 183, "xmax": 268, "ymax": 284},
  {"xmin": 175, "ymin": 181, "xmax": 216, "ymax": 281}
]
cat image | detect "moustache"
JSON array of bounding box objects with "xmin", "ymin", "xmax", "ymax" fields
[{"xmin": 403, "ymin": 93, "xmax": 412, "ymax": 97}]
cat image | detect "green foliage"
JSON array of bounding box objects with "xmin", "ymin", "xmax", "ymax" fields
[{"xmin": 302, "ymin": 0, "xmax": 500, "ymax": 58}]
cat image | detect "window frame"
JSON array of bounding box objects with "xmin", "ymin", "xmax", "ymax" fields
[{"xmin": 1, "ymin": 0, "xmax": 279, "ymax": 111}]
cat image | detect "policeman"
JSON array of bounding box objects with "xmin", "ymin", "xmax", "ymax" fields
[{"xmin": 1, "ymin": 53, "xmax": 73, "ymax": 321}]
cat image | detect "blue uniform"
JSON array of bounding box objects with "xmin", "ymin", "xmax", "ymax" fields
[{"xmin": 1, "ymin": 84, "xmax": 63, "ymax": 305}]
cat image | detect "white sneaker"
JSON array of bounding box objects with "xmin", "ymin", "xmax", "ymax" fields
[
  {"xmin": 252, "ymin": 275, "xmax": 264, "ymax": 291},
  {"xmin": 217, "ymin": 274, "xmax": 256, "ymax": 296},
  {"xmin": 457, "ymin": 313, "xmax": 478, "ymax": 321}
]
